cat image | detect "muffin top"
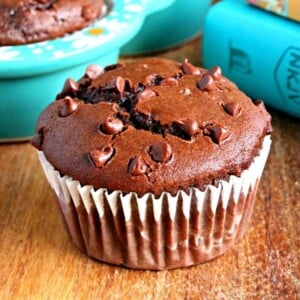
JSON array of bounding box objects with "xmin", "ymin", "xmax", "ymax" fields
[
  {"xmin": 0, "ymin": 0, "xmax": 104, "ymax": 45},
  {"xmin": 32, "ymin": 58, "xmax": 272, "ymax": 196}
]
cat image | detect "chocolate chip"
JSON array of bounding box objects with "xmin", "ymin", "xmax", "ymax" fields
[
  {"xmin": 138, "ymin": 89, "xmax": 157, "ymax": 101},
  {"xmin": 60, "ymin": 78, "xmax": 79, "ymax": 96},
  {"xmin": 207, "ymin": 66, "xmax": 222, "ymax": 80},
  {"xmin": 128, "ymin": 156, "xmax": 148, "ymax": 176},
  {"xmin": 149, "ymin": 141, "xmax": 172, "ymax": 163},
  {"xmin": 85, "ymin": 64, "xmax": 103, "ymax": 80},
  {"xmin": 254, "ymin": 99, "xmax": 265, "ymax": 108},
  {"xmin": 173, "ymin": 119, "xmax": 199, "ymax": 136},
  {"xmin": 160, "ymin": 77, "xmax": 179, "ymax": 87},
  {"xmin": 182, "ymin": 59, "xmax": 201, "ymax": 75},
  {"xmin": 59, "ymin": 97, "xmax": 80, "ymax": 117},
  {"xmin": 89, "ymin": 146, "xmax": 114, "ymax": 168},
  {"xmin": 106, "ymin": 76, "xmax": 125, "ymax": 94},
  {"xmin": 197, "ymin": 75, "xmax": 215, "ymax": 91},
  {"xmin": 174, "ymin": 72, "xmax": 183, "ymax": 80},
  {"xmin": 104, "ymin": 63, "xmax": 123, "ymax": 72},
  {"xmin": 31, "ymin": 128, "xmax": 44, "ymax": 150},
  {"xmin": 100, "ymin": 117, "xmax": 124, "ymax": 135},
  {"xmin": 203, "ymin": 125, "xmax": 230, "ymax": 144},
  {"xmin": 145, "ymin": 74, "xmax": 163, "ymax": 85},
  {"xmin": 254, "ymin": 100, "xmax": 273, "ymax": 134},
  {"xmin": 222, "ymin": 102, "xmax": 241, "ymax": 117}
]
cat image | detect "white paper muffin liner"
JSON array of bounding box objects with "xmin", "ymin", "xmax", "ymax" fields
[{"xmin": 38, "ymin": 136, "xmax": 271, "ymax": 270}]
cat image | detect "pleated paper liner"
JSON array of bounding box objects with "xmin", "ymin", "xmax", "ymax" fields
[{"xmin": 38, "ymin": 136, "xmax": 271, "ymax": 270}]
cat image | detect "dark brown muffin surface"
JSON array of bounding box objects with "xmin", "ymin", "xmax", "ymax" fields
[
  {"xmin": 0, "ymin": 0, "xmax": 104, "ymax": 45},
  {"xmin": 32, "ymin": 58, "xmax": 272, "ymax": 196}
]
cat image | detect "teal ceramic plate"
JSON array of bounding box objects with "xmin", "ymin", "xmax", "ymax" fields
[{"xmin": 0, "ymin": 0, "xmax": 174, "ymax": 142}]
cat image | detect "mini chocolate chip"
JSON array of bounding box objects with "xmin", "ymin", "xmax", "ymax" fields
[
  {"xmin": 128, "ymin": 156, "xmax": 148, "ymax": 176},
  {"xmin": 174, "ymin": 72, "xmax": 183, "ymax": 80},
  {"xmin": 31, "ymin": 128, "xmax": 44, "ymax": 150},
  {"xmin": 254, "ymin": 100, "xmax": 273, "ymax": 134},
  {"xmin": 106, "ymin": 76, "xmax": 125, "ymax": 94},
  {"xmin": 160, "ymin": 77, "xmax": 179, "ymax": 87},
  {"xmin": 138, "ymin": 89, "xmax": 157, "ymax": 101},
  {"xmin": 149, "ymin": 141, "xmax": 172, "ymax": 163},
  {"xmin": 145, "ymin": 74, "xmax": 154, "ymax": 85},
  {"xmin": 85, "ymin": 64, "xmax": 103, "ymax": 80},
  {"xmin": 203, "ymin": 125, "xmax": 230, "ymax": 144},
  {"xmin": 174, "ymin": 119, "xmax": 199, "ymax": 136},
  {"xmin": 104, "ymin": 63, "xmax": 123, "ymax": 72},
  {"xmin": 100, "ymin": 117, "xmax": 124, "ymax": 135},
  {"xmin": 222, "ymin": 102, "xmax": 241, "ymax": 117},
  {"xmin": 197, "ymin": 75, "xmax": 215, "ymax": 91},
  {"xmin": 89, "ymin": 147, "xmax": 114, "ymax": 168},
  {"xmin": 254, "ymin": 99, "xmax": 266, "ymax": 108},
  {"xmin": 59, "ymin": 97, "xmax": 80, "ymax": 117},
  {"xmin": 60, "ymin": 78, "xmax": 79, "ymax": 95},
  {"xmin": 207, "ymin": 66, "xmax": 222, "ymax": 80},
  {"xmin": 145, "ymin": 74, "xmax": 163, "ymax": 85},
  {"xmin": 182, "ymin": 59, "xmax": 201, "ymax": 75},
  {"xmin": 125, "ymin": 79, "xmax": 133, "ymax": 89},
  {"xmin": 115, "ymin": 77, "xmax": 126, "ymax": 93},
  {"xmin": 135, "ymin": 82, "xmax": 144, "ymax": 94}
]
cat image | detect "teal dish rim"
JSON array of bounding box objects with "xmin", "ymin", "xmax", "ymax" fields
[{"xmin": 0, "ymin": 0, "xmax": 173, "ymax": 78}]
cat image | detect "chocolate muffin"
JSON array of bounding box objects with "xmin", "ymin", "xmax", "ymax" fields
[
  {"xmin": 0, "ymin": 0, "xmax": 104, "ymax": 45},
  {"xmin": 32, "ymin": 58, "xmax": 272, "ymax": 270}
]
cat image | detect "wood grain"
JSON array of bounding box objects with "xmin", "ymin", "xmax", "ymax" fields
[{"xmin": 0, "ymin": 38, "xmax": 299, "ymax": 299}]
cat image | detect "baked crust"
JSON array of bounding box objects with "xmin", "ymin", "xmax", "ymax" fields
[{"xmin": 32, "ymin": 58, "xmax": 272, "ymax": 196}]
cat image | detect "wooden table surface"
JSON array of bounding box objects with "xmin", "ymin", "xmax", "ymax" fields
[{"xmin": 1, "ymin": 37, "xmax": 299, "ymax": 299}]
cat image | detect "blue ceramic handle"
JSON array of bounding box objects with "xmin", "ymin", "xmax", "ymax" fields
[{"xmin": 203, "ymin": 1, "xmax": 300, "ymax": 118}]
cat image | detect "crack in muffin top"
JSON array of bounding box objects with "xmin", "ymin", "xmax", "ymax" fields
[{"xmin": 32, "ymin": 57, "xmax": 272, "ymax": 196}]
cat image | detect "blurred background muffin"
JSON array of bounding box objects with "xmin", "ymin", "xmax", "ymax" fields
[{"xmin": 0, "ymin": 0, "xmax": 105, "ymax": 45}]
